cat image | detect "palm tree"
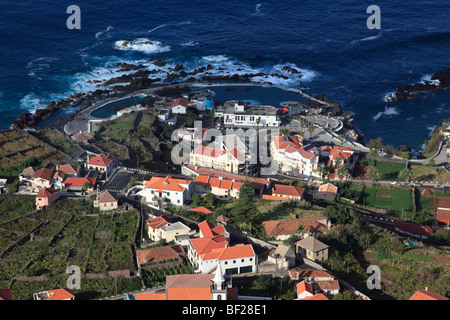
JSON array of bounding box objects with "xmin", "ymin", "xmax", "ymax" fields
[
  {"xmin": 435, "ymin": 166, "xmax": 444, "ymax": 183},
  {"xmin": 367, "ymin": 166, "xmax": 381, "ymax": 181},
  {"xmin": 400, "ymin": 151, "xmax": 410, "ymax": 169},
  {"xmin": 334, "ymin": 157, "xmax": 342, "ymax": 167},
  {"xmin": 369, "ymin": 149, "xmax": 378, "ymax": 157},
  {"xmin": 336, "ymin": 165, "xmax": 350, "ymax": 180},
  {"xmin": 398, "ymin": 168, "xmax": 412, "ymax": 184}
]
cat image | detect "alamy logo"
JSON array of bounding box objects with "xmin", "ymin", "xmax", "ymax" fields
[
  {"xmin": 66, "ymin": 5, "xmax": 81, "ymax": 30},
  {"xmin": 66, "ymin": 265, "xmax": 81, "ymax": 290},
  {"xmin": 366, "ymin": 265, "xmax": 381, "ymax": 290},
  {"xmin": 366, "ymin": 5, "xmax": 381, "ymax": 30}
]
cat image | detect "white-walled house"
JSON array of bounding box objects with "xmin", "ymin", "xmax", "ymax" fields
[
  {"xmin": 216, "ymin": 100, "xmax": 280, "ymax": 128},
  {"xmin": 171, "ymin": 98, "xmax": 189, "ymax": 114},
  {"xmin": 137, "ymin": 175, "xmax": 193, "ymax": 208}
]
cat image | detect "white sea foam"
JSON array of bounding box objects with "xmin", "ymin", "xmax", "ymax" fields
[
  {"xmin": 373, "ymin": 106, "xmax": 400, "ymax": 121},
  {"xmin": 95, "ymin": 26, "xmax": 114, "ymax": 40},
  {"xmin": 181, "ymin": 41, "xmax": 199, "ymax": 47},
  {"xmin": 114, "ymin": 38, "xmax": 171, "ymax": 54},
  {"xmin": 202, "ymin": 55, "xmax": 230, "ymax": 62}
]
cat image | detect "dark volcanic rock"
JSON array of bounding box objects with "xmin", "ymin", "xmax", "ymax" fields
[{"xmin": 388, "ymin": 68, "xmax": 450, "ymax": 101}]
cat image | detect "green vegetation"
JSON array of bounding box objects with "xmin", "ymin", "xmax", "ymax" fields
[
  {"xmin": 0, "ymin": 198, "xmax": 140, "ymax": 299},
  {"xmin": 31, "ymin": 129, "xmax": 83, "ymax": 158}
]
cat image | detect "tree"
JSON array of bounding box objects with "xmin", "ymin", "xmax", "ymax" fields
[
  {"xmin": 369, "ymin": 149, "xmax": 378, "ymax": 157},
  {"xmin": 400, "ymin": 151, "xmax": 410, "ymax": 169},
  {"xmin": 230, "ymin": 181, "xmax": 258, "ymax": 224},
  {"xmin": 202, "ymin": 192, "xmax": 217, "ymax": 209},
  {"xmin": 334, "ymin": 157, "xmax": 342, "ymax": 167},
  {"xmin": 428, "ymin": 158, "xmax": 436, "ymax": 167},
  {"xmin": 367, "ymin": 166, "xmax": 381, "ymax": 181},
  {"xmin": 82, "ymin": 182, "xmax": 92, "ymax": 191},
  {"xmin": 333, "ymin": 290, "xmax": 364, "ymax": 300},
  {"xmin": 398, "ymin": 168, "xmax": 412, "ymax": 183},
  {"xmin": 307, "ymin": 125, "xmax": 315, "ymax": 139},
  {"xmin": 435, "ymin": 166, "xmax": 444, "ymax": 183},
  {"xmin": 336, "ymin": 165, "xmax": 350, "ymax": 180}
]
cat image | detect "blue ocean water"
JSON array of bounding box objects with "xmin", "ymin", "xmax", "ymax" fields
[{"xmin": 0, "ymin": 1, "xmax": 449, "ymax": 150}]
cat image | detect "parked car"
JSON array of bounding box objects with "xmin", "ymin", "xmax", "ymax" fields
[{"xmin": 391, "ymin": 181, "xmax": 400, "ymax": 185}]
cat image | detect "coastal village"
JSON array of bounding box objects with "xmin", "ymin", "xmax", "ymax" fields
[{"xmin": 0, "ymin": 82, "xmax": 449, "ymax": 302}]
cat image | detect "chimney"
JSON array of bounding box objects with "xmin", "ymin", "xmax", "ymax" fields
[{"xmin": 327, "ymin": 219, "xmax": 331, "ymax": 231}]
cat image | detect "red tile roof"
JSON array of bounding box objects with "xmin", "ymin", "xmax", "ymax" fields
[
  {"xmin": 0, "ymin": 289, "xmax": 12, "ymax": 300},
  {"xmin": 136, "ymin": 292, "xmax": 166, "ymax": 300},
  {"xmin": 136, "ymin": 245, "xmax": 184, "ymax": 265},
  {"xmin": 33, "ymin": 168, "xmax": 54, "ymax": 181},
  {"xmin": 272, "ymin": 135, "xmax": 302, "ymax": 151},
  {"xmin": 88, "ymin": 153, "xmax": 116, "ymax": 167},
  {"xmin": 36, "ymin": 187, "xmax": 56, "ymax": 198},
  {"xmin": 409, "ymin": 290, "xmax": 449, "ymax": 300},
  {"xmin": 37, "ymin": 288, "xmax": 75, "ymax": 300},
  {"xmin": 96, "ymin": 190, "xmax": 118, "ymax": 203},
  {"xmin": 289, "ymin": 268, "xmax": 335, "ymax": 280},
  {"xmin": 272, "ymin": 184, "xmax": 305, "ymax": 198},
  {"xmin": 171, "ymin": 97, "xmax": 189, "ymax": 108},
  {"xmin": 393, "ymin": 221, "xmax": 434, "ymax": 237},
  {"xmin": 64, "ymin": 177, "xmax": 96, "ymax": 189},
  {"xmin": 262, "ymin": 217, "xmax": 330, "ymax": 237},
  {"xmin": 58, "ymin": 164, "xmax": 80, "ymax": 175},
  {"xmin": 146, "ymin": 215, "xmax": 172, "ymax": 230}
]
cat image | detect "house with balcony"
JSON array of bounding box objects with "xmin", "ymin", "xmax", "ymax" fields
[
  {"xmin": 32, "ymin": 168, "xmax": 54, "ymax": 191},
  {"xmin": 216, "ymin": 100, "xmax": 280, "ymax": 128},
  {"xmin": 146, "ymin": 215, "xmax": 193, "ymax": 242},
  {"xmin": 137, "ymin": 175, "xmax": 193, "ymax": 209},
  {"xmin": 87, "ymin": 153, "xmax": 117, "ymax": 175},
  {"xmin": 189, "ymin": 145, "xmax": 246, "ymax": 174},
  {"xmin": 193, "ymin": 175, "xmax": 243, "ymax": 200}
]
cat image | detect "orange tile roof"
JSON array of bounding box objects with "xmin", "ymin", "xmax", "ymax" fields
[
  {"xmin": 144, "ymin": 175, "xmax": 191, "ymax": 192},
  {"xmin": 272, "ymin": 184, "xmax": 305, "ymax": 198},
  {"xmin": 185, "ymin": 165, "xmax": 270, "ymax": 187},
  {"xmin": 262, "ymin": 194, "xmax": 290, "ymax": 201},
  {"xmin": 188, "ymin": 206, "xmax": 213, "ymax": 215},
  {"xmin": 136, "ymin": 292, "xmax": 166, "ymax": 300},
  {"xmin": 146, "ymin": 215, "xmax": 172, "ymax": 230},
  {"xmin": 301, "ymin": 293, "xmax": 329, "ymax": 300},
  {"xmin": 198, "ymin": 220, "xmax": 226, "ymax": 238},
  {"xmin": 190, "ymin": 236, "xmax": 228, "ymax": 256},
  {"xmin": 41, "ymin": 288, "xmax": 74, "ymax": 300},
  {"xmin": 200, "ymin": 244, "xmax": 255, "ymax": 261},
  {"xmin": 318, "ymin": 183, "xmax": 338, "ymax": 195},
  {"xmin": 409, "ymin": 290, "xmax": 449, "ymax": 300},
  {"xmin": 296, "ymin": 281, "xmax": 314, "ymax": 296}
]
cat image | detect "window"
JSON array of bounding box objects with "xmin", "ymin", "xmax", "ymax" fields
[
  {"xmin": 241, "ymin": 259, "xmax": 244, "ymax": 263},
  {"xmin": 233, "ymin": 260, "xmax": 236, "ymax": 264},
  {"xmin": 177, "ymin": 200, "xmax": 180, "ymax": 203},
  {"xmin": 167, "ymin": 192, "xmax": 170, "ymax": 196}
]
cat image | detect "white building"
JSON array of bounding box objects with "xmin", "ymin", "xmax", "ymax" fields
[
  {"xmin": 216, "ymin": 100, "xmax": 280, "ymax": 128},
  {"xmin": 137, "ymin": 175, "xmax": 193, "ymax": 208}
]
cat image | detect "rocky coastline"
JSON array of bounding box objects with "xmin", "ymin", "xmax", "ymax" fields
[{"xmin": 385, "ymin": 68, "xmax": 450, "ymax": 102}]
